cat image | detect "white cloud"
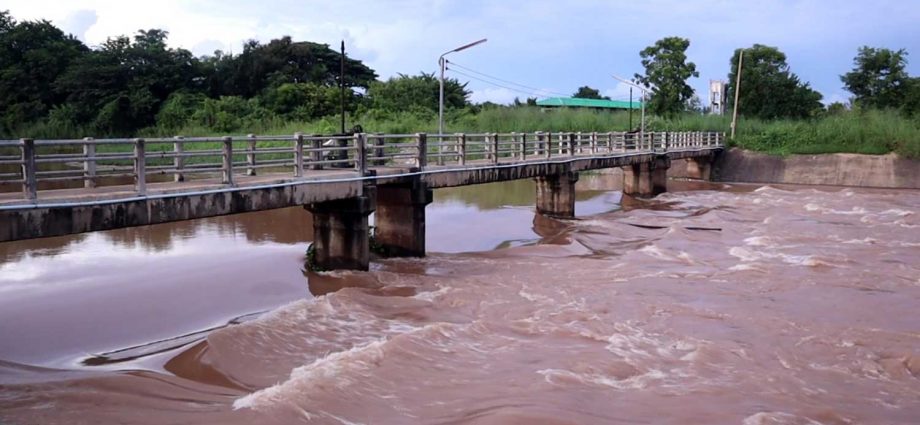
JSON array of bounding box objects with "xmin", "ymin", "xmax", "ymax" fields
[
  {"xmin": 469, "ymin": 87, "xmax": 518, "ymax": 105},
  {"xmin": 2, "ymin": 0, "xmax": 918, "ymax": 104}
]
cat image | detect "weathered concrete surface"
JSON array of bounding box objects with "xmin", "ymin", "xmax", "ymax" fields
[
  {"xmin": 535, "ymin": 171, "xmax": 579, "ymax": 218},
  {"xmin": 0, "ymin": 179, "xmax": 364, "ymax": 242},
  {"xmin": 375, "ymin": 179, "xmax": 432, "ymax": 257},
  {"xmin": 714, "ymin": 148, "xmax": 920, "ymax": 188},
  {"xmin": 304, "ymin": 190, "xmax": 375, "ymax": 271},
  {"xmin": 1, "ymin": 148, "xmax": 721, "ymax": 242},
  {"xmin": 624, "ymin": 155, "xmax": 670, "ymax": 197}
]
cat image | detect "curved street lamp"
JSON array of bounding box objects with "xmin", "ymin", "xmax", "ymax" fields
[
  {"xmin": 612, "ymin": 74, "xmax": 653, "ymax": 143},
  {"xmin": 439, "ymin": 38, "xmax": 488, "ymax": 135}
]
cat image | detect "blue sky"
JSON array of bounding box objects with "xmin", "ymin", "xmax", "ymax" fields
[{"xmin": 6, "ymin": 0, "xmax": 920, "ymax": 106}]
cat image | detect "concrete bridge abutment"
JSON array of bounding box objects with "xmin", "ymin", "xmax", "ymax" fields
[
  {"xmin": 374, "ymin": 179, "xmax": 433, "ymax": 257},
  {"xmin": 535, "ymin": 171, "xmax": 579, "ymax": 218},
  {"xmin": 623, "ymin": 156, "xmax": 670, "ymax": 197},
  {"xmin": 304, "ymin": 189, "xmax": 376, "ymax": 271}
]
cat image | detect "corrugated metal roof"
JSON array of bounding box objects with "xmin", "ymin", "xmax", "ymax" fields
[{"xmin": 536, "ymin": 97, "xmax": 643, "ymax": 110}]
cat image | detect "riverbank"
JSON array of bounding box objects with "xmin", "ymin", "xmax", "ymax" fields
[{"xmin": 706, "ymin": 148, "xmax": 920, "ymax": 189}]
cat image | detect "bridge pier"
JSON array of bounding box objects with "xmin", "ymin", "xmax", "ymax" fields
[
  {"xmin": 535, "ymin": 172, "xmax": 579, "ymax": 218},
  {"xmin": 374, "ymin": 180, "xmax": 433, "ymax": 257},
  {"xmin": 304, "ymin": 191, "xmax": 376, "ymax": 271},
  {"xmin": 686, "ymin": 157, "xmax": 712, "ymax": 180},
  {"xmin": 623, "ymin": 156, "xmax": 670, "ymax": 197}
]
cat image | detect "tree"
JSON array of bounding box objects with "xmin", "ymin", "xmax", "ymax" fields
[
  {"xmin": 0, "ymin": 10, "xmax": 87, "ymax": 135},
  {"xmin": 573, "ymin": 86, "xmax": 609, "ymax": 100},
  {"xmin": 727, "ymin": 44, "xmax": 823, "ymax": 119},
  {"xmin": 841, "ymin": 46, "xmax": 910, "ymax": 110},
  {"xmin": 56, "ymin": 30, "xmax": 201, "ymax": 134},
  {"xmin": 366, "ymin": 73, "xmax": 469, "ymax": 114},
  {"xmin": 634, "ymin": 36, "xmax": 699, "ymax": 116}
]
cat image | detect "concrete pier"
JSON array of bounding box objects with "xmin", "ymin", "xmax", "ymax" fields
[
  {"xmin": 304, "ymin": 191, "xmax": 375, "ymax": 271},
  {"xmin": 623, "ymin": 156, "xmax": 669, "ymax": 197},
  {"xmin": 686, "ymin": 156, "xmax": 712, "ymax": 180},
  {"xmin": 535, "ymin": 172, "xmax": 579, "ymax": 218},
  {"xmin": 374, "ymin": 180, "xmax": 432, "ymax": 257}
]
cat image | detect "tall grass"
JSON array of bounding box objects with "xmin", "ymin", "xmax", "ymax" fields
[{"xmin": 6, "ymin": 107, "xmax": 919, "ymax": 159}]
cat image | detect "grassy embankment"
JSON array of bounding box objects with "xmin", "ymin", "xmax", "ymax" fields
[
  {"xmin": 148, "ymin": 107, "xmax": 919, "ymax": 159},
  {"xmin": 3, "ymin": 107, "xmax": 919, "ymax": 161}
]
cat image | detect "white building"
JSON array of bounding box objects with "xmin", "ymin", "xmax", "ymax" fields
[{"xmin": 709, "ymin": 80, "xmax": 727, "ymax": 115}]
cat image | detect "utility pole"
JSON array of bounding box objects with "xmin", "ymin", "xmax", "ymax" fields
[
  {"xmin": 438, "ymin": 38, "xmax": 487, "ymax": 135},
  {"xmin": 730, "ymin": 50, "xmax": 744, "ymax": 140},
  {"xmin": 340, "ymin": 40, "xmax": 346, "ymax": 134},
  {"xmin": 629, "ymin": 87, "xmax": 633, "ymax": 130}
]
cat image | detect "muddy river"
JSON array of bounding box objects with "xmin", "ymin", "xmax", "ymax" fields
[{"xmin": 1, "ymin": 174, "xmax": 918, "ymax": 424}]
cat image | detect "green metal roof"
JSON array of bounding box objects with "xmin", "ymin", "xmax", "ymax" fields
[{"xmin": 536, "ymin": 97, "xmax": 643, "ymax": 110}]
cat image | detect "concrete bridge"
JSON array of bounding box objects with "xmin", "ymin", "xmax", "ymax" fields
[{"xmin": 0, "ymin": 131, "xmax": 723, "ymax": 269}]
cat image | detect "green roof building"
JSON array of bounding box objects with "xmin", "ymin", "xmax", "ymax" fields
[{"xmin": 536, "ymin": 97, "xmax": 643, "ymax": 110}]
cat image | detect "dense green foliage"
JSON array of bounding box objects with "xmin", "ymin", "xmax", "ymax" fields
[
  {"xmin": 572, "ymin": 86, "xmax": 608, "ymax": 100},
  {"xmin": 1, "ymin": 10, "xmax": 918, "ymax": 160},
  {"xmin": 727, "ymin": 44, "xmax": 823, "ymax": 119},
  {"xmin": 841, "ymin": 47, "xmax": 912, "ymax": 111},
  {"xmin": 634, "ymin": 37, "xmax": 699, "ymax": 117}
]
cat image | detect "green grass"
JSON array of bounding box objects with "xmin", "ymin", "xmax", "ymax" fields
[{"xmin": 5, "ymin": 107, "xmax": 919, "ymax": 159}]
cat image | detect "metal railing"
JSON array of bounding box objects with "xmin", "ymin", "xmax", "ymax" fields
[{"xmin": 0, "ymin": 131, "xmax": 723, "ymax": 201}]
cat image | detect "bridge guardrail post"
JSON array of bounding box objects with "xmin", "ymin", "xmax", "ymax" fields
[
  {"xmin": 436, "ymin": 133, "xmax": 444, "ymax": 166},
  {"xmin": 310, "ymin": 135, "xmax": 323, "ymax": 170},
  {"xmin": 354, "ymin": 133, "xmax": 367, "ymax": 175},
  {"xmin": 534, "ymin": 131, "xmax": 543, "ymax": 157},
  {"xmin": 590, "ymin": 132, "xmax": 598, "ymax": 154},
  {"xmin": 221, "ymin": 136, "xmax": 233, "ymax": 185},
  {"xmin": 294, "ymin": 133, "xmax": 304, "ymax": 177},
  {"xmin": 519, "ymin": 133, "xmax": 527, "ymax": 160},
  {"xmin": 247, "ymin": 134, "xmax": 257, "ymax": 176},
  {"xmin": 546, "ymin": 132, "xmax": 553, "ymax": 159},
  {"xmin": 373, "ymin": 133, "xmax": 385, "ymax": 166},
  {"xmin": 173, "ymin": 136, "xmax": 185, "ymax": 182},
  {"xmin": 134, "ymin": 138, "xmax": 146, "ymax": 195},
  {"xmin": 491, "ymin": 133, "xmax": 499, "ymax": 164},
  {"xmin": 568, "ymin": 133, "xmax": 577, "ymax": 156},
  {"xmin": 416, "ymin": 133, "xmax": 427, "ymax": 169},
  {"xmin": 20, "ymin": 138, "xmax": 37, "ymax": 200},
  {"xmin": 457, "ymin": 133, "xmax": 466, "ymax": 165},
  {"xmin": 83, "ymin": 137, "xmax": 96, "ymax": 189}
]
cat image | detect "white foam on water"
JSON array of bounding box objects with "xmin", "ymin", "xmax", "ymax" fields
[
  {"xmin": 744, "ymin": 236, "xmax": 773, "ymax": 247},
  {"xmin": 638, "ymin": 245, "xmax": 692, "ymax": 264},
  {"xmin": 412, "ymin": 286, "xmax": 451, "ymax": 302},
  {"xmin": 729, "ymin": 247, "xmax": 834, "ymax": 268},
  {"xmin": 742, "ymin": 411, "xmax": 822, "ymax": 425},
  {"xmin": 536, "ymin": 368, "xmax": 667, "ymax": 390},
  {"xmin": 233, "ymin": 338, "xmax": 388, "ymax": 411}
]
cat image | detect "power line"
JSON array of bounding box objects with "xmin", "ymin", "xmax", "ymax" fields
[
  {"xmin": 446, "ymin": 62, "xmax": 633, "ymax": 102},
  {"xmin": 447, "ymin": 68, "xmax": 558, "ymax": 99},
  {"xmin": 447, "ymin": 61, "xmax": 570, "ymax": 98}
]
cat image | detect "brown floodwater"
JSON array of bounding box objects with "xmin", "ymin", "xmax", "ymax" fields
[{"xmin": 1, "ymin": 173, "xmax": 919, "ymax": 424}]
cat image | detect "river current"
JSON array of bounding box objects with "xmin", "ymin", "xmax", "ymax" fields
[{"xmin": 1, "ymin": 174, "xmax": 918, "ymax": 424}]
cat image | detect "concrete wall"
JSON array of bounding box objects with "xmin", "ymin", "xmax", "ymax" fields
[{"xmin": 711, "ymin": 148, "xmax": 920, "ymax": 189}]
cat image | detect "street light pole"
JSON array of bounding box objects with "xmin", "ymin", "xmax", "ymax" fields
[
  {"xmin": 438, "ymin": 38, "xmax": 487, "ymax": 135},
  {"xmin": 612, "ymin": 74, "xmax": 652, "ymax": 144}
]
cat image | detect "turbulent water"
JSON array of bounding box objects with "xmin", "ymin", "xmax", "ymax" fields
[{"xmin": 1, "ymin": 175, "xmax": 919, "ymax": 424}]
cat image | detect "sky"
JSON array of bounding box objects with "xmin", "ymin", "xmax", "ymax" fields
[{"xmin": 5, "ymin": 0, "xmax": 920, "ymax": 107}]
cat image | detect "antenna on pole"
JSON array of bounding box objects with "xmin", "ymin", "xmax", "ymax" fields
[{"xmin": 340, "ymin": 40, "xmax": 346, "ymax": 134}]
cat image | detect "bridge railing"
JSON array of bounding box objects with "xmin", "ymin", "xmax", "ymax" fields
[{"xmin": 0, "ymin": 131, "xmax": 722, "ymax": 201}]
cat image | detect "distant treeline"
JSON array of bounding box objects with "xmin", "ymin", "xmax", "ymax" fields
[{"xmin": 1, "ymin": 9, "xmax": 918, "ymax": 153}]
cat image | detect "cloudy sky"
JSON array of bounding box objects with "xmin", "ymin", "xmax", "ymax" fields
[{"xmin": 5, "ymin": 0, "xmax": 920, "ymax": 106}]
